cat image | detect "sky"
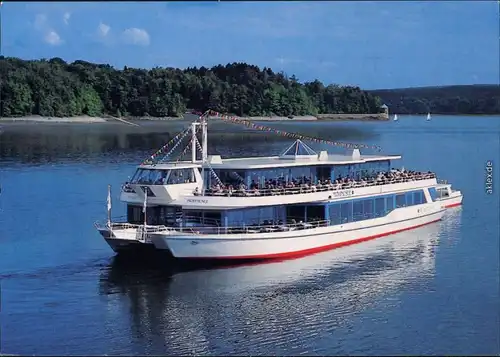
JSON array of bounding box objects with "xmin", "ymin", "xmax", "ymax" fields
[{"xmin": 1, "ymin": 1, "xmax": 499, "ymax": 89}]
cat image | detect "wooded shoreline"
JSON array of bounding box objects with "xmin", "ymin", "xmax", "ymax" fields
[
  {"xmin": 1, "ymin": 57, "xmax": 498, "ymax": 121},
  {"xmin": 0, "ymin": 113, "xmax": 389, "ymax": 124},
  {"xmin": 0, "ymin": 57, "xmax": 384, "ymax": 119}
]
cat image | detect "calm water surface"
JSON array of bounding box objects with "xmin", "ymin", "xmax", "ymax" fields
[{"xmin": 0, "ymin": 116, "xmax": 499, "ymax": 355}]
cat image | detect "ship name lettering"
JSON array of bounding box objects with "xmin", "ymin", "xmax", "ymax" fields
[
  {"xmin": 187, "ymin": 198, "xmax": 208, "ymax": 204},
  {"xmin": 332, "ymin": 190, "xmax": 355, "ymax": 197}
]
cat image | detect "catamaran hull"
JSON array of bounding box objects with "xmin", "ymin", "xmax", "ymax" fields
[
  {"xmin": 150, "ymin": 205, "xmax": 446, "ymax": 260},
  {"xmin": 97, "ymin": 227, "xmax": 155, "ymax": 254}
]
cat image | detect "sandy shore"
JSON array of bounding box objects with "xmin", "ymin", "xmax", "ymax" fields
[
  {"xmin": 0, "ymin": 113, "xmax": 388, "ymax": 125},
  {"xmin": 0, "ymin": 115, "xmax": 109, "ymax": 123}
]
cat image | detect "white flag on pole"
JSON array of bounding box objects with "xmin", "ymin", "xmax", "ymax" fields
[
  {"xmin": 143, "ymin": 190, "xmax": 147, "ymax": 213},
  {"xmin": 107, "ymin": 188, "xmax": 112, "ymax": 212}
]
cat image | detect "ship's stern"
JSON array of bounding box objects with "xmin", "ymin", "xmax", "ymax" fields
[{"xmin": 95, "ymin": 222, "xmax": 155, "ymax": 254}]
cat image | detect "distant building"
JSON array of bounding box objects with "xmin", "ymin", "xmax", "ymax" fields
[{"xmin": 380, "ymin": 104, "xmax": 389, "ymax": 116}]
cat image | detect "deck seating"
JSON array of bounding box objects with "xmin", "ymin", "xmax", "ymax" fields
[{"xmin": 199, "ymin": 170, "xmax": 436, "ymax": 198}]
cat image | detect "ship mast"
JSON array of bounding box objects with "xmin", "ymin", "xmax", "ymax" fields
[
  {"xmin": 201, "ymin": 113, "xmax": 208, "ymax": 162},
  {"xmin": 191, "ymin": 121, "xmax": 198, "ymax": 163},
  {"xmin": 200, "ymin": 112, "xmax": 208, "ymax": 191}
]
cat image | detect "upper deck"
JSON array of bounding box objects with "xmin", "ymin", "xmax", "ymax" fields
[
  {"xmin": 138, "ymin": 162, "xmax": 201, "ymax": 170},
  {"xmin": 121, "ymin": 137, "xmax": 409, "ymax": 209},
  {"xmin": 202, "ymin": 139, "xmax": 401, "ymax": 170},
  {"xmin": 204, "ymin": 152, "xmax": 401, "ymax": 170},
  {"xmin": 136, "ymin": 150, "xmax": 401, "ymax": 171}
]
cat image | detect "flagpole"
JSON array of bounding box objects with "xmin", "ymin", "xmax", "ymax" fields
[
  {"xmin": 143, "ymin": 190, "xmax": 148, "ymax": 227},
  {"xmin": 107, "ymin": 184, "xmax": 112, "ymax": 227},
  {"xmin": 0, "ymin": 2, "xmax": 3, "ymax": 198},
  {"xmin": 0, "ymin": 1, "xmax": 4, "ymax": 121}
]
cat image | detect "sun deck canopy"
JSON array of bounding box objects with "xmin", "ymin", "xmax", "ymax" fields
[
  {"xmin": 279, "ymin": 140, "xmax": 318, "ymax": 160},
  {"xmin": 139, "ymin": 162, "xmax": 201, "ymax": 170},
  {"xmin": 137, "ymin": 142, "xmax": 402, "ymax": 171}
]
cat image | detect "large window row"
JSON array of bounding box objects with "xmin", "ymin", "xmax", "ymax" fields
[
  {"xmin": 328, "ymin": 190, "xmax": 426, "ymax": 225},
  {"xmin": 333, "ymin": 161, "xmax": 391, "ymax": 181},
  {"xmin": 130, "ymin": 168, "xmax": 196, "ymax": 185},
  {"xmin": 209, "ymin": 161, "xmax": 395, "ymax": 188},
  {"xmin": 243, "ymin": 167, "xmax": 317, "ymax": 187},
  {"xmin": 224, "ymin": 206, "xmax": 286, "ymax": 226},
  {"xmin": 127, "ymin": 205, "xmax": 182, "ymax": 225}
]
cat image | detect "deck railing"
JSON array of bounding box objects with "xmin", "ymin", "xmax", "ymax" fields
[
  {"xmin": 93, "ymin": 220, "xmax": 173, "ymax": 233},
  {"xmin": 200, "ymin": 174, "xmax": 437, "ymax": 198},
  {"xmin": 176, "ymin": 219, "xmax": 331, "ymax": 235},
  {"xmin": 94, "ymin": 217, "xmax": 331, "ymax": 236}
]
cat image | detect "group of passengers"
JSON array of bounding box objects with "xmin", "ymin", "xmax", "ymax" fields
[
  {"xmin": 197, "ymin": 169, "xmax": 436, "ymax": 197},
  {"xmin": 344, "ymin": 169, "xmax": 435, "ymax": 188}
]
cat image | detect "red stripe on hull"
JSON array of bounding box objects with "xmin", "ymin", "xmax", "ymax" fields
[
  {"xmin": 181, "ymin": 218, "xmax": 443, "ymax": 261},
  {"xmin": 444, "ymin": 202, "xmax": 462, "ymax": 208}
]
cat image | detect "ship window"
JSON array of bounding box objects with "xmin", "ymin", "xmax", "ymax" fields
[
  {"xmin": 317, "ymin": 166, "xmax": 331, "ymax": 181},
  {"xmin": 167, "ymin": 168, "xmax": 196, "ymax": 184},
  {"xmin": 405, "ymin": 192, "xmax": 414, "ymax": 206},
  {"xmin": 413, "ymin": 191, "xmax": 423, "ymax": 205},
  {"xmin": 204, "ymin": 211, "xmax": 222, "ymax": 226},
  {"xmin": 386, "ymin": 196, "xmax": 395, "ymax": 210},
  {"xmin": 437, "ymin": 188, "xmax": 449, "ymax": 197},
  {"xmin": 396, "ymin": 194, "xmax": 406, "ymax": 208},
  {"xmin": 340, "ymin": 202, "xmax": 352, "ymax": 223},
  {"xmin": 329, "ymin": 195, "xmax": 397, "ymax": 226},
  {"xmin": 219, "ymin": 170, "xmax": 246, "ymax": 187},
  {"xmin": 352, "ymin": 201, "xmax": 364, "ymax": 222},
  {"xmin": 428, "ymin": 188, "xmax": 438, "ymax": 202},
  {"xmin": 374, "ymin": 197, "xmax": 385, "ymax": 217},
  {"xmin": 329, "ymin": 204, "xmax": 341, "ymax": 225},
  {"xmin": 363, "ymin": 199, "xmax": 373, "ymax": 219},
  {"xmin": 130, "ymin": 169, "xmax": 168, "ymax": 184},
  {"xmin": 131, "ymin": 169, "xmax": 150, "ymax": 184},
  {"xmin": 127, "ymin": 205, "xmax": 143, "ymax": 224}
]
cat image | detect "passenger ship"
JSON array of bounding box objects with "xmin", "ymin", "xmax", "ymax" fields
[{"xmin": 95, "ymin": 112, "xmax": 463, "ymax": 260}]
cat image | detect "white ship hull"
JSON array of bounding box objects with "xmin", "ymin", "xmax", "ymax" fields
[
  {"xmin": 438, "ymin": 191, "xmax": 463, "ymax": 208},
  {"xmin": 149, "ymin": 203, "xmax": 445, "ymax": 260}
]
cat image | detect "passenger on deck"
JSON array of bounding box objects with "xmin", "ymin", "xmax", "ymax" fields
[{"xmin": 200, "ymin": 169, "xmax": 435, "ymax": 197}]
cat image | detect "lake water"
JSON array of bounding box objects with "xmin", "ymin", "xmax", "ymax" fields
[{"xmin": 0, "ymin": 115, "xmax": 499, "ymax": 355}]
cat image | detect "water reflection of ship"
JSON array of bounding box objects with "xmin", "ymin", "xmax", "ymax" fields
[
  {"xmin": 97, "ymin": 220, "xmax": 455, "ymax": 355},
  {"xmin": 436, "ymin": 206, "xmax": 463, "ymax": 247}
]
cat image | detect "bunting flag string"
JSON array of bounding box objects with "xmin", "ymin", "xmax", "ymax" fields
[
  {"xmin": 174, "ymin": 122, "xmax": 203, "ymax": 162},
  {"xmin": 157, "ymin": 129, "xmax": 192, "ymax": 164},
  {"xmin": 194, "ymin": 136, "xmax": 224, "ymax": 187},
  {"xmin": 140, "ymin": 111, "xmax": 210, "ymax": 165},
  {"xmin": 207, "ymin": 110, "xmax": 381, "ymax": 152},
  {"xmin": 175, "ymin": 139, "xmax": 194, "ymax": 162},
  {"xmin": 142, "ymin": 128, "xmax": 192, "ymax": 165},
  {"xmin": 141, "ymin": 131, "xmax": 184, "ymax": 165}
]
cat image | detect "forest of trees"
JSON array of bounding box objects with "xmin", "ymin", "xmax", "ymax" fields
[
  {"xmin": 370, "ymin": 85, "xmax": 500, "ymax": 115},
  {"xmin": 0, "ymin": 56, "xmax": 498, "ymax": 118},
  {"xmin": 0, "ymin": 56, "xmax": 383, "ymax": 118}
]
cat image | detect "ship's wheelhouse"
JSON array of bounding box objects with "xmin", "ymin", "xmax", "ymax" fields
[{"xmin": 130, "ymin": 166, "xmax": 199, "ymax": 186}]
